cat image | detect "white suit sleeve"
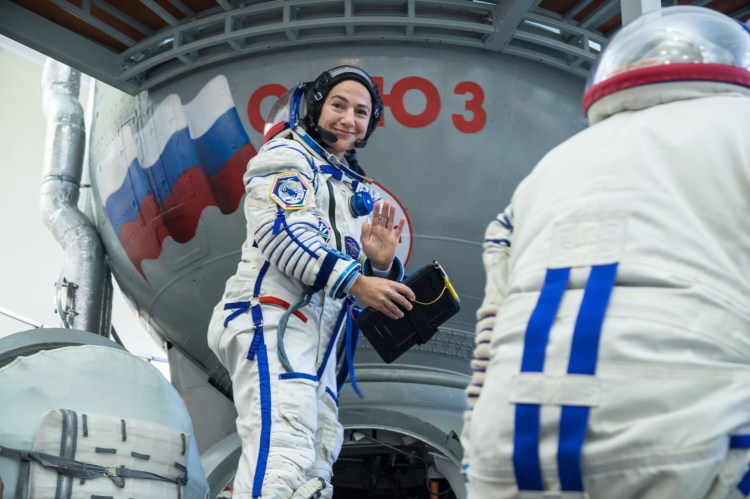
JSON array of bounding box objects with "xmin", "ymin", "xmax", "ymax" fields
[
  {"xmin": 460, "ymin": 205, "xmax": 514, "ymax": 473},
  {"xmin": 244, "ymin": 139, "xmax": 361, "ymax": 298}
]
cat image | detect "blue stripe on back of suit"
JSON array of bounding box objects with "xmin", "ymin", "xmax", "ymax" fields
[
  {"xmin": 513, "ymin": 267, "xmax": 570, "ymax": 490},
  {"xmin": 558, "ymin": 263, "xmax": 617, "ymax": 491}
]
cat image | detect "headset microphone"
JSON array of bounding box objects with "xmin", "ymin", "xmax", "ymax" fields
[{"xmin": 316, "ymin": 128, "xmax": 339, "ymax": 144}]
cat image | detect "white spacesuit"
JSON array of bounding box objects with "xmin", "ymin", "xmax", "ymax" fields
[
  {"xmin": 462, "ymin": 7, "xmax": 750, "ymax": 499},
  {"xmin": 208, "ymin": 66, "xmax": 407, "ymax": 499}
]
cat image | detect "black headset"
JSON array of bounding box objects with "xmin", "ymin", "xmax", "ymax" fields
[{"xmin": 303, "ymin": 65, "xmax": 384, "ymax": 148}]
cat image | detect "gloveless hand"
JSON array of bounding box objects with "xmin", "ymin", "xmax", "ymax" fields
[
  {"xmin": 361, "ymin": 200, "xmax": 405, "ymax": 270},
  {"xmin": 349, "ymin": 275, "xmax": 415, "ymax": 320}
]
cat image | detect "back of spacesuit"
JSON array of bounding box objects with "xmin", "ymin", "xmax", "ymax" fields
[{"xmin": 463, "ymin": 6, "xmax": 750, "ymax": 499}]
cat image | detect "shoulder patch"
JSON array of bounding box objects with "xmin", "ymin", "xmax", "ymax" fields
[
  {"xmin": 316, "ymin": 216, "xmax": 332, "ymax": 244},
  {"xmin": 269, "ymin": 172, "xmax": 312, "ymax": 210},
  {"xmin": 344, "ymin": 236, "xmax": 361, "ymax": 260}
]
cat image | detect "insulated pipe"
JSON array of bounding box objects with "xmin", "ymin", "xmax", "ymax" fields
[{"xmin": 39, "ymin": 59, "xmax": 111, "ymax": 335}]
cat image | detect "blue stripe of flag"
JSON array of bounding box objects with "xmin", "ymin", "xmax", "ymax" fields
[{"xmin": 104, "ymin": 157, "xmax": 150, "ymax": 236}]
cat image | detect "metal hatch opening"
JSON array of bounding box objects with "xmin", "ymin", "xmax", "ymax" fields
[{"xmin": 334, "ymin": 428, "xmax": 462, "ymax": 499}]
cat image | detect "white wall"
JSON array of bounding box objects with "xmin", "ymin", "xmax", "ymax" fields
[{"xmin": 0, "ymin": 35, "xmax": 168, "ymax": 375}]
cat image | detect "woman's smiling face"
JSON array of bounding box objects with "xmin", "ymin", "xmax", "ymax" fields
[{"xmin": 316, "ymin": 79, "xmax": 373, "ymax": 160}]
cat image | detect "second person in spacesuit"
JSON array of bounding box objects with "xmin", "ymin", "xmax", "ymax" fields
[{"xmin": 462, "ymin": 6, "xmax": 750, "ymax": 499}]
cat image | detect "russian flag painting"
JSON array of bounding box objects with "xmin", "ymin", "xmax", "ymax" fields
[{"xmin": 98, "ymin": 75, "xmax": 256, "ymax": 277}]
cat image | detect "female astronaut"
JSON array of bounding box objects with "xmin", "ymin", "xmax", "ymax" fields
[{"xmin": 208, "ymin": 65, "xmax": 415, "ymax": 499}]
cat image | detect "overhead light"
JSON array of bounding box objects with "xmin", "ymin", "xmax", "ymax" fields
[{"xmin": 524, "ymin": 20, "xmax": 561, "ymax": 35}]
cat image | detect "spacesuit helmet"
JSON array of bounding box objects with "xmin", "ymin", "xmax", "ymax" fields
[{"xmin": 582, "ymin": 5, "xmax": 750, "ymax": 115}]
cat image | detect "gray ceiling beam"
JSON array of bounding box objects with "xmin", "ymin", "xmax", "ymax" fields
[
  {"xmin": 166, "ymin": 0, "xmax": 195, "ymax": 18},
  {"xmin": 344, "ymin": 0, "xmax": 354, "ymax": 37},
  {"xmin": 140, "ymin": 0, "xmax": 180, "ymax": 26},
  {"xmin": 564, "ymin": 0, "xmax": 593, "ymax": 20},
  {"xmin": 406, "ymin": 0, "xmax": 415, "ymax": 37},
  {"xmin": 122, "ymin": 0, "xmax": 495, "ymax": 61},
  {"xmin": 283, "ymin": 4, "xmax": 298, "ymax": 42},
  {"xmin": 483, "ymin": 0, "xmax": 540, "ymax": 50},
  {"xmin": 524, "ymin": 12, "xmax": 607, "ymax": 45},
  {"xmin": 519, "ymin": 10, "xmax": 604, "ymax": 69},
  {"xmin": 138, "ymin": 30, "xmax": 490, "ymax": 90},
  {"xmin": 119, "ymin": 13, "xmax": 495, "ymax": 81},
  {"xmin": 216, "ymin": 0, "xmax": 234, "ymax": 10},
  {"xmin": 579, "ymin": 0, "xmax": 619, "ymax": 30},
  {"xmin": 49, "ymin": 0, "xmax": 136, "ymax": 46},
  {"xmin": 513, "ymin": 29, "xmax": 596, "ymax": 62},
  {"xmin": 226, "ymin": 16, "xmax": 244, "ymax": 50},
  {"xmin": 504, "ymin": 45, "xmax": 588, "ymax": 78},
  {"xmin": 93, "ymin": 0, "xmax": 154, "ymax": 37},
  {"xmin": 0, "ymin": 1, "xmax": 138, "ymax": 94}
]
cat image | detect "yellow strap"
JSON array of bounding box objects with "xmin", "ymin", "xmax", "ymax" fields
[
  {"xmin": 413, "ymin": 285, "xmax": 448, "ymax": 306},
  {"xmin": 412, "ymin": 275, "xmax": 458, "ymax": 305}
]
